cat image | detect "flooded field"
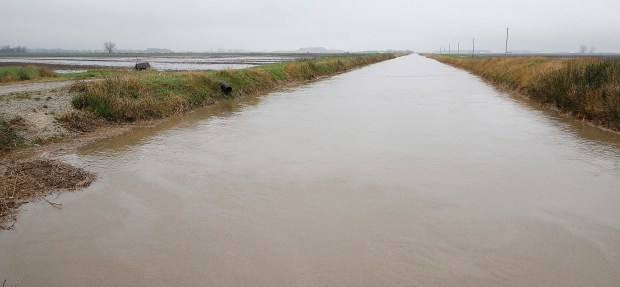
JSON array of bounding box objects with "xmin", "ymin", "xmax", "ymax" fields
[
  {"xmin": 1, "ymin": 55, "xmax": 619, "ymax": 286},
  {"xmin": 0, "ymin": 54, "xmax": 304, "ymax": 72}
]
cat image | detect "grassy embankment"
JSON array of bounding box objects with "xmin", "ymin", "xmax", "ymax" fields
[
  {"xmin": 429, "ymin": 55, "xmax": 620, "ymax": 131},
  {"xmin": 70, "ymin": 54, "xmax": 396, "ymax": 122}
]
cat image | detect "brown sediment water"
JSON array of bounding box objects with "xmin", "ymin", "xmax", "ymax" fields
[{"xmin": 1, "ymin": 54, "xmax": 620, "ymax": 286}]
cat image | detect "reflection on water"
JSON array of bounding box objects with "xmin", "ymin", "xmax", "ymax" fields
[
  {"xmin": 53, "ymin": 69, "xmax": 88, "ymax": 74},
  {"xmin": 1, "ymin": 55, "xmax": 620, "ymax": 286}
]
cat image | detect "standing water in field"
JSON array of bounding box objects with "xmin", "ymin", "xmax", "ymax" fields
[
  {"xmin": 0, "ymin": 55, "xmax": 301, "ymax": 71},
  {"xmin": 1, "ymin": 55, "xmax": 619, "ymax": 286}
]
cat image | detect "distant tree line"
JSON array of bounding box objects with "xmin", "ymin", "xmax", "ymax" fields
[{"xmin": 0, "ymin": 45, "xmax": 27, "ymax": 53}]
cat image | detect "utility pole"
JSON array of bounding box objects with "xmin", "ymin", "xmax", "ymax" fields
[
  {"xmin": 472, "ymin": 38, "xmax": 475, "ymax": 58},
  {"xmin": 505, "ymin": 27, "xmax": 509, "ymax": 54}
]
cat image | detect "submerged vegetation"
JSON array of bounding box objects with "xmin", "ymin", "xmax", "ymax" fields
[
  {"xmin": 0, "ymin": 66, "xmax": 56, "ymax": 83},
  {"xmin": 71, "ymin": 54, "xmax": 397, "ymax": 121},
  {"xmin": 430, "ymin": 55, "xmax": 620, "ymax": 131}
]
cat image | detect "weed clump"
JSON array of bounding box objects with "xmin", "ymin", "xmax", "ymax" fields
[
  {"xmin": 56, "ymin": 111, "xmax": 100, "ymax": 133},
  {"xmin": 0, "ymin": 117, "xmax": 26, "ymax": 155}
]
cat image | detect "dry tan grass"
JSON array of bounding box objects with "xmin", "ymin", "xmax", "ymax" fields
[{"xmin": 0, "ymin": 159, "xmax": 95, "ymax": 229}]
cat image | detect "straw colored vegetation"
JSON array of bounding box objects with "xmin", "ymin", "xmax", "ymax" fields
[
  {"xmin": 71, "ymin": 54, "xmax": 396, "ymax": 122},
  {"xmin": 0, "ymin": 66, "xmax": 56, "ymax": 83},
  {"xmin": 429, "ymin": 55, "xmax": 620, "ymax": 131},
  {"xmin": 0, "ymin": 159, "xmax": 95, "ymax": 229}
]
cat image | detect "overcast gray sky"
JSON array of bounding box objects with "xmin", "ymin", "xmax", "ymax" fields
[{"xmin": 2, "ymin": 0, "xmax": 619, "ymax": 52}]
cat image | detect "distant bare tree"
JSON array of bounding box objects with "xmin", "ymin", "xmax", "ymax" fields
[
  {"xmin": 104, "ymin": 41, "xmax": 116, "ymax": 53},
  {"xmin": 589, "ymin": 46, "xmax": 597, "ymax": 54},
  {"xmin": 578, "ymin": 45, "xmax": 588, "ymax": 54}
]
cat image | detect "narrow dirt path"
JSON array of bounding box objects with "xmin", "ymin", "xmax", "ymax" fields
[
  {"xmin": 0, "ymin": 80, "xmax": 85, "ymax": 96},
  {"xmin": 0, "ymin": 80, "xmax": 85, "ymax": 145}
]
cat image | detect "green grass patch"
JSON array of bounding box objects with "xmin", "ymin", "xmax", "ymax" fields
[
  {"xmin": 0, "ymin": 118, "xmax": 26, "ymax": 155},
  {"xmin": 71, "ymin": 54, "xmax": 397, "ymax": 122},
  {"xmin": 0, "ymin": 66, "xmax": 56, "ymax": 83},
  {"xmin": 57, "ymin": 69, "xmax": 120, "ymax": 80}
]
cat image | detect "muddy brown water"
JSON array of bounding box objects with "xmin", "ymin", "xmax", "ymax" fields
[{"xmin": 1, "ymin": 55, "xmax": 620, "ymax": 286}]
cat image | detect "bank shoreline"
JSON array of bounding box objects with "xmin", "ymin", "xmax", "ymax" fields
[
  {"xmin": 427, "ymin": 55, "xmax": 620, "ymax": 133},
  {"xmin": 0, "ymin": 53, "xmax": 400, "ymax": 228}
]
